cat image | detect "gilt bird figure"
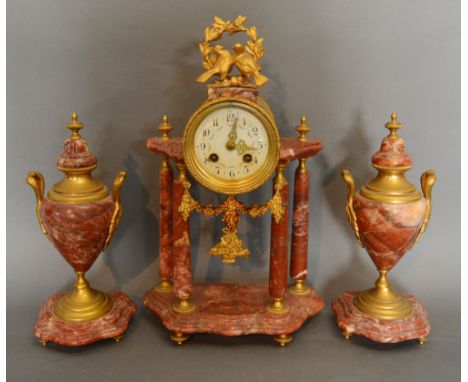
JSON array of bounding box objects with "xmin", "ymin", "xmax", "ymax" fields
[
  {"xmin": 196, "ymin": 45, "xmax": 234, "ymax": 83},
  {"xmin": 232, "ymin": 43, "xmax": 268, "ymax": 86}
]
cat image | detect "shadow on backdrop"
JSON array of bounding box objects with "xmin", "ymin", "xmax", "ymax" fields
[
  {"xmin": 163, "ymin": 39, "xmax": 205, "ymax": 134},
  {"xmin": 104, "ymin": 154, "xmax": 157, "ymax": 290}
]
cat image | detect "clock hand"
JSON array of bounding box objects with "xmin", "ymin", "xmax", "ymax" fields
[
  {"xmin": 235, "ymin": 139, "xmax": 255, "ymax": 155},
  {"xmin": 225, "ymin": 117, "xmax": 238, "ymax": 151}
]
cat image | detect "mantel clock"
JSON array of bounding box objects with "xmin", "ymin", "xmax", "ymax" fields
[{"xmin": 144, "ymin": 16, "xmax": 325, "ymax": 346}]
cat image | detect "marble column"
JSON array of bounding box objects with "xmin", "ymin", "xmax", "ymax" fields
[
  {"xmin": 172, "ymin": 162, "xmax": 194, "ymax": 313},
  {"xmin": 289, "ymin": 159, "xmax": 310, "ymax": 295},
  {"xmin": 268, "ymin": 163, "xmax": 289, "ymax": 313},
  {"xmin": 156, "ymin": 157, "xmax": 173, "ymax": 292}
]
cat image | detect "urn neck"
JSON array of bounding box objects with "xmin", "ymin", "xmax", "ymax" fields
[
  {"xmin": 359, "ymin": 164, "xmax": 421, "ymax": 204},
  {"xmin": 47, "ymin": 164, "xmax": 109, "ymax": 204}
]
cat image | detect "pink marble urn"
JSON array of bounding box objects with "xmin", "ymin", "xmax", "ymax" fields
[
  {"xmin": 333, "ymin": 113, "xmax": 436, "ymax": 344},
  {"xmin": 27, "ymin": 113, "xmax": 136, "ymax": 346}
]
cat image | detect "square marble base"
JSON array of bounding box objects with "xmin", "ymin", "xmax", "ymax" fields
[
  {"xmin": 35, "ymin": 291, "xmax": 137, "ymax": 347},
  {"xmin": 332, "ymin": 291, "xmax": 430, "ymax": 344},
  {"xmin": 144, "ymin": 283, "xmax": 325, "ymax": 345}
]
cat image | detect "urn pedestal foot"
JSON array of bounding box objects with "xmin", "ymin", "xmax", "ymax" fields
[
  {"xmin": 353, "ymin": 271, "xmax": 413, "ymax": 320},
  {"xmin": 53, "ymin": 271, "xmax": 114, "ymax": 322},
  {"xmin": 332, "ymin": 291, "xmax": 430, "ymax": 344},
  {"xmin": 144, "ymin": 283, "xmax": 324, "ymax": 345},
  {"xmin": 34, "ymin": 291, "xmax": 137, "ymax": 347}
]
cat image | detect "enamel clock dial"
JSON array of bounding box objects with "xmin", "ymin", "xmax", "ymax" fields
[{"xmin": 183, "ymin": 98, "xmax": 280, "ymax": 194}]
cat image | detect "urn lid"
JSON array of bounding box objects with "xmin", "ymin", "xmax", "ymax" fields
[
  {"xmin": 359, "ymin": 113, "xmax": 421, "ymax": 203},
  {"xmin": 370, "ymin": 113, "xmax": 413, "ymax": 168},
  {"xmin": 47, "ymin": 113, "xmax": 109, "ymax": 203}
]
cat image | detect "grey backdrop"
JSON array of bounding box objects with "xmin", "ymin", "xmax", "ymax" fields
[{"xmin": 7, "ymin": 1, "xmax": 460, "ymax": 381}]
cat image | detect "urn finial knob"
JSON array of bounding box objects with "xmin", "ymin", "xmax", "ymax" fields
[
  {"xmin": 67, "ymin": 112, "xmax": 84, "ymax": 140},
  {"xmin": 295, "ymin": 115, "xmax": 310, "ymax": 142},
  {"xmin": 385, "ymin": 112, "xmax": 402, "ymax": 138},
  {"xmin": 158, "ymin": 115, "xmax": 173, "ymax": 141}
]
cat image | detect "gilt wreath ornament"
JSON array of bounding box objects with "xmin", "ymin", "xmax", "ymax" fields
[{"xmin": 196, "ymin": 15, "xmax": 268, "ymax": 87}]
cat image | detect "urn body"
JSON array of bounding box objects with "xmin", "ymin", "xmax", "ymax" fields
[
  {"xmin": 353, "ymin": 193, "xmax": 426, "ymax": 271},
  {"xmin": 41, "ymin": 196, "xmax": 114, "ymax": 273}
]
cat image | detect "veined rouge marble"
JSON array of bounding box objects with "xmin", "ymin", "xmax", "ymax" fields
[
  {"xmin": 144, "ymin": 283, "xmax": 324, "ymax": 337},
  {"xmin": 35, "ymin": 292, "xmax": 137, "ymax": 346},
  {"xmin": 159, "ymin": 164, "xmax": 173, "ymax": 282},
  {"xmin": 41, "ymin": 196, "xmax": 114, "ymax": 272},
  {"xmin": 290, "ymin": 167, "xmax": 309, "ymax": 281},
  {"xmin": 372, "ymin": 135, "xmax": 412, "ymax": 167},
  {"xmin": 147, "ymin": 137, "xmax": 184, "ymax": 162},
  {"xmin": 332, "ymin": 291, "xmax": 430, "ymax": 343},
  {"xmin": 279, "ymin": 137, "xmax": 323, "ymax": 163},
  {"xmin": 173, "ymin": 174, "xmax": 192, "ymax": 299},
  {"xmin": 269, "ymin": 179, "xmax": 289, "ymax": 299},
  {"xmin": 56, "ymin": 136, "xmax": 97, "ymax": 168},
  {"xmin": 353, "ymin": 194, "xmax": 426, "ymax": 271},
  {"xmin": 147, "ymin": 137, "xmax": 323, "ymax": 165},
  {"xmin": 207, "ymin": 86, "xmax": 259, "ymax": 102}
]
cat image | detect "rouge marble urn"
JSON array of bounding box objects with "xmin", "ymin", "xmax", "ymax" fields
[
  {"xmin": 27, "ymin": 113, "xmax": 136, "ymax": 347},
  {"xmin": 332, "ymin": 113, "xmax": 436, "ymax": 344}
]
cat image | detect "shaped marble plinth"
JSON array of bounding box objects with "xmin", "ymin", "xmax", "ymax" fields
[
  {"xmin": 35, "ymin": 292, "xmax": 137, "ymax": 346},
  {"xmin": 331, "ymin": 291, "xmax": 430, "ymax": 344},
  {"xmin": 144, "ymin": 283, "xmax": 324, "ymax": 345}
]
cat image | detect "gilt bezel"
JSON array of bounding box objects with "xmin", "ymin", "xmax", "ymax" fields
[{"xmin": 183, "ymin": 97, "xmax": 280, "ymax": 195}]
